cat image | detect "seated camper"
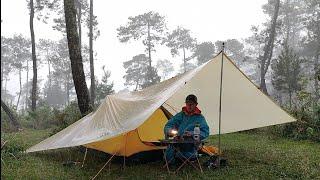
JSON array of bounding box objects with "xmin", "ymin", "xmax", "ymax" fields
[{"xmin": 164, "ymin": 94, "xmax": 209, "ymax": 164}]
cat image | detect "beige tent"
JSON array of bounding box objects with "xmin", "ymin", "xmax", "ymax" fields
[{"xmin": 26, "ymin": 52, "xmax": 296, "ymax": 155}]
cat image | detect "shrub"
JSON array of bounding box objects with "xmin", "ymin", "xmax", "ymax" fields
[
  {"xmin": 1, "ymin": 136, "xmax": 27, "ymax": 155},
  {"xmin": 50, "ymin": 101, "xmax": 82, "ymax": 135},
  {"xmin": 1, "ymin": 105, "xmax": 20, "ymax": 132},
  {"xmin": 277, "ymin": 104, "xmax": 320, "ymax": 142},
  {"xmin": 21, "ymin": 105, "xmax": 55, "ymax": 129}
]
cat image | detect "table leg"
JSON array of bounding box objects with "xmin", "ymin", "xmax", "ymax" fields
[{"xmin": 162, "ymin": 149, "xmax": 171, "ymax": 173}]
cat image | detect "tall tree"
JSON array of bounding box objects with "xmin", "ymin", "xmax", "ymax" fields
[
  {"xmin": 64, "ymin": 0, "xmax": 91, "ymax": 115},
  {"xmin": 37, "ymin": 39, "xmax": 56, "ymax": 104},
  {"xmin": 7, "ymin": 35, "xmax": 30, "ymax": 110},
  {"xmin": 51, "ymin": 38, "xmax": 75, "ymax": 104},
  {"xmin": 302, "ymin": 0, "xmax": 320, "ymax": 101},
  {"xmin": 95, "ymin": 65, "xmax": 114, "ymax": 103},
  {"xmin": 123, "ymin": 54, "xmax": 159, "ymax": 90},
  {"xmin": 259, "ymin": 0, "xmax": 280, "ymax": 94},
  {"xmin": 28, "ymin": 0, "xmax": 38, "ymax": 111},
  {"xmin": 163, "ymin": 27, "xmax": 197, "ymax": 73},
  {"xmin": 89, "ymin": 0, "xmax": 95, "ymax": 106},
  {"xmin": 117, "ymin": 11, "xmax": 166, "ymax": 86},
  {"xmin": 42, "ymin": 71, "xmax": 68, "ymax": 108},
  {"xmin": 193, "ymin": 42, "xmax": 215, "ymax": 65},
  {"xmin": 275, "ymin": 0, "xmax": 306, "ymax": 50},
  {"xmin": 1, "ymin": 37, "xmax": 12, "ymax": 97},
  {"xmin": 271, "ymin": 44, "xmax": 304, "ymax": 108}
]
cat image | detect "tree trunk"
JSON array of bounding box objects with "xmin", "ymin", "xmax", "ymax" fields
[
  {"xmin": 16, "ymin": 69, "xmax": 22, "ymax": 109},
  {"xmin": 4, "ymin": 78, "xmax": 8, "ymax": 101},
  {"xmin": 259, "ymin": 0, "xmax": 280, "ymax": 95},
  {"xmin": 48, "ymin": 58, "xmax": 51, "ymax": 101},
  {"xmin": 29, "ymin": 0, "xmax": 37, "ymax": 111},
  {"xmin": 64, "ymin": 0, "xmax": 91, "ymax": 115},
  {"xmin": 1, "ymin": 60, "xmax": 3, "ymax": 94},
  {"xmin": 314, "ymin": 53, "xmax": 319, "ymax": 101},
  {"xmin": 183, "ymin": 46, "xmax": 186, "ymax": 73},
  {"xmin": 289, "ymin": 90, "xmax": 292, "ymax": 109},
  {"xmin": 76, "ymin": 0, "xmax": 82, "ymax": 49},
  {"xmin": 147, "ymin": 21, "xmax": 152, "ymax": 83},
  {"xmin": 89, "ymin": 0, "xmax": 95, "ymax": 106},
  {"xmin": 66, "ymin": 74, "xmax": 70, "ymax": 105},
  {"xmin": 1, "ymin": 100, "xmax": 21, "ymax": 131},
  {"xmin": 25, "ymin": 59, "xmax": 29, "ymax": 110},
  {"xmin": 147, "ymin": 22, "xmax": 152, "ymax": 68}
]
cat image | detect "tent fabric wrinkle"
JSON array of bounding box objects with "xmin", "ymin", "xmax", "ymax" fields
[
  {"xmin": 26, "ymin": 63, "xmax": 203, "ymax": 153},
  {"xmin": 26, "ymin": 52, "xmax": 296, "ymax": 155}
]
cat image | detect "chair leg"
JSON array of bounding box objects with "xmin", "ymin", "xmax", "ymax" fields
[
  {"xmin": 175, "ymin": 150, "xmax": 203, "ymax": 173},
  {"xmin": 196, "ymin": 156, "xmax": 203, "ymax": 173},
  {"xmin": 162, "ymin": 149, "xmax": 171, "ymax": 173}
]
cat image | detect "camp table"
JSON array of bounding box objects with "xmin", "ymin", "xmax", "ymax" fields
[{"xmin": 159, "ymin": 138, "xmax": 204, "ymax": 174}]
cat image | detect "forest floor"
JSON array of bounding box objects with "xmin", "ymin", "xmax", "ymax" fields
[{"xmin": 1, "ymin": 128, "xmax": 320, "ymax": 179}]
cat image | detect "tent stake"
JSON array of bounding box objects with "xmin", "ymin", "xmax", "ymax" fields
[
  {"xmin": 218, "ymin": 43, "xmax": 225, "ymax": 167},
  {"xmin": 81, "ymin": 147, "xmax": 88, "ymax": 167}
]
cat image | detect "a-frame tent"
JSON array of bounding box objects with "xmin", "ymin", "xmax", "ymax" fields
[{"xmin": 26, "ymin": 52, "xmax": 296, "ymax": 157}]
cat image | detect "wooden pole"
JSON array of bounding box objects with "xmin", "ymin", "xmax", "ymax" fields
[
  {"xmin": 218, "ymin": 42, "xmax": 225, "ymax": 166},
  {"xmin": 81, "ymin": 148, "xmax": 88, "ymax": 167},
  {"xmin": 91, "ymin": 153, "xmax": 116, "ymax": 180}
]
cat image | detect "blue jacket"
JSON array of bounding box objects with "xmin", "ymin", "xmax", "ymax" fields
[{"xmin": 164, "ymin": 110, "xmax": 210, "ymax": 140}]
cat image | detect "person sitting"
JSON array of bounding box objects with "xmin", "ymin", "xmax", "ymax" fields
[{"xmin": 164, "ymin": 94, "xmax": 209, "ymax": 165}]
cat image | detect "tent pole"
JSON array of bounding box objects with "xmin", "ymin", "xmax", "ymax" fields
[
  {"xmin": 81, "ymin": 147, "xmax": 88, "ymax": 167},
  {"xmin": 123, "ymin": 133, "xmax": 128, "ymax": 170},
  {"xmin": 218, "ymin": 43, "xmax": 225, "ymax": 167}
]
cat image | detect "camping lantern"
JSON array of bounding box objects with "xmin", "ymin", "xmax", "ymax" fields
[{"xmin": 169, "ymin": 129, "xmax": 178, "ymax": 139}]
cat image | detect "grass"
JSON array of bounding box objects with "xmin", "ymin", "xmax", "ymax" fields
[{"xmin": 1, "ymin": 128, "xmax": 320, "ymax": 179}]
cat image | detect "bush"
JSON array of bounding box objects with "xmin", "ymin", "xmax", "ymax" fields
[
  {"xmin": 1, "ymin": 136, "xmax": 27, "ymax": 155},
  {"xmin": 21, "ymin": 105, "xmax": 56, "ymax": 129},
  {"xmin": 50, "ymin": 101, "xmax": 82, "ymax": 135},
  {"xmin": 1, "ymin": 105, "xmax": 20, "ymax": 133},
  {"xmin": 270, "ymin": 103, "xmax": 320, "ymax": 142}
]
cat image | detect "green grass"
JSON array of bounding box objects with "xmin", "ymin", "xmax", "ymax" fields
[{"xmin": 1, "ymin": 129, "xmax": 320, "ymax": 179}]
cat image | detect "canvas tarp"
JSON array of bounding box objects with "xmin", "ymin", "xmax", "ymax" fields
[
  {"xmin": 26, "ymin": 52, "xmax": 296, "ymax": 154},
  {"xmin": 26, "ymin": 61, "xmax": 205, "ymax": 153}
]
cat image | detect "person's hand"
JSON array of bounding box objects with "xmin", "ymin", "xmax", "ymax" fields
[{"xmin": 183, "ymin": 131, "xmax": 192, "ymax": 137}]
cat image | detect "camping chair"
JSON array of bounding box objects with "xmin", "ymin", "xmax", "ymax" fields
[
  {"xmin": 160, "ymin": 140, "xmax": 205, "ymax": 174},
  {"xmin": 175, "ymin": 142, "xmax": 203, "ymax": 173}
]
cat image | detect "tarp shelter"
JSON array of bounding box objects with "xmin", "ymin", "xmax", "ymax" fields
[{"xmin": 26, "ymin": 52, "xmax": 296, "ymax": 156}]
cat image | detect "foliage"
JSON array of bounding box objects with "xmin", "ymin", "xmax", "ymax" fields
[
  {"xmin": 269, "ymin": 91, "xmax": 320, "ymax": 142},
  {"xmin": 156, "ymin": 59, "xmax": 174, "ymax": 80},
  {"xmin": 95, "ymin": 66, "xmax": 115, "ymax": 103},
  {"xmin": 1, "ymin": 104, "xmax": 19, "ymax": 132},
  {"xmin": 271, "ymin": 44, "xmax": 304, "ymax": 107},
  {"xmin": 215, "ymin": 39, "xmax": 246, "ymax": 67},
  {"xmin": 117, "ymin": 11, "xmax": 166, "ymax": 52},
  {"xmin": 123, "ymin": 54, "xmax": 160, "ymax": 90},
  {"xmin": 1, "ymin": 37, "xmax": 14, "ymax": 86},
  {"xmin": 21, "ymin": 105, "xmax": 55, "ymax": 130},
  {"xmin": 117, "ymin": 11, "xmax": 165, "ymax": 87},
  {"xmin": 141, "ymin": 67, "xmax": 161, "ymax": 89},
  {"xmin": 1, "ymin": 135, "xmax": 27, "ymax": 155},
  {"xmin": 162, "ymin": 27, "xmax": 196, "ymax": 72},
  {"xmin": 49, "ymin": 101, "xmax": 82, "ymax": 135},
  {"xmin": 193, "ymin": 42, "xmax": 215, "ymax": 65}
]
